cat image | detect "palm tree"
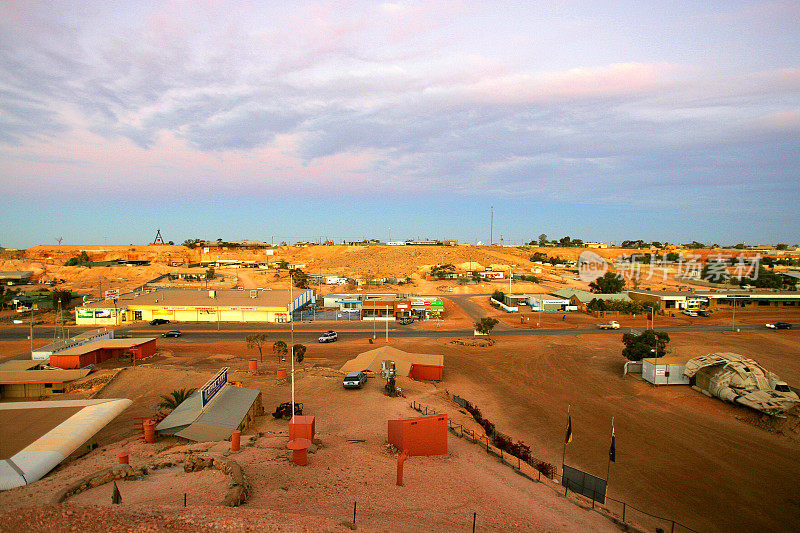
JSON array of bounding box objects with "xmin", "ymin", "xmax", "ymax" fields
[{"xmin": 157, "ymin": 388, "xmax": 196, "ymax": 411}]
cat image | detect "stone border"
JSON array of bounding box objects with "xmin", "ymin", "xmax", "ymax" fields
[{"xmin": 52, "ymin": 455, "xmax": 250, "ymax": 507}]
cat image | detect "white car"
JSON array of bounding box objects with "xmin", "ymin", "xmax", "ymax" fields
[
  {"xmin": 682, "ymin": 310, "xmax": 698, "ymax": 317},
  {"xmin": 318, "ymin": 330, "xmax": 338, "ymax": 343}
]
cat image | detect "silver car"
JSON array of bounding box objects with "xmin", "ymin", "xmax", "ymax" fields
[{"xmin": 343, "ymin": 371, "xmax": 367, "ymax": 389}]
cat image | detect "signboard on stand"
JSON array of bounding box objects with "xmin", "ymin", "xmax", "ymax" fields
[{"xmin": 201, "ymin": 367, "xmax": 229, "ymax": 407}]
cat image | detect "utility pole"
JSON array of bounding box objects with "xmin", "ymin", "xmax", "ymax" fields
[{"xmin": 490, "ymin": 205, "xmax": 494, "ymax": 245}]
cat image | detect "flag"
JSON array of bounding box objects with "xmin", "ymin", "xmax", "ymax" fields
[
  {"xmin": 609, "ymin": 424, "xmax": 616, "ymax": 463},
  {"xmin": 112, "ymin": 480, "xmax": 122, "ymax": 504},
  {"xmin": 565, "ymin": 415, "xmax": 573, "ymax": 444}
]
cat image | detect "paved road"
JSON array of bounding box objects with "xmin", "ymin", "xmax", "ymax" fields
[
  {"xmin": 1, "ymin": 321, "xmax": 792, "ymax": 343},
  {"xmin": 446, "ymin": 294, "xmax": 489, "ymax": 321}
]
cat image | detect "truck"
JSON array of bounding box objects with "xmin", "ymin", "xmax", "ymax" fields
[{"xmin": 597, "ymin": 320, "xmax": 620, "ymax": 330}]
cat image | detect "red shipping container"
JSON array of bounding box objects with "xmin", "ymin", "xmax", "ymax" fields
[
  {"xmin": 387, "ymin": 414, "xmax": 448, "ymax": 456},
  {"xmin": 409, "ymin": 364, "xmax": 443, "ymax": 381},
  {"xmin": 289, "ymin": 415, "xmax": 316, "ymax": 441}
]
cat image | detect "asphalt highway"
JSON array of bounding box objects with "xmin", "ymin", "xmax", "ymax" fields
[{"xmin": 2, "ymin": 321, "xmax": 788, "ymax": 343}]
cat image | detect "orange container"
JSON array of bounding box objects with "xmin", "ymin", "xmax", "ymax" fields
[
  {"xmin": 143, "ymin": 419, "xmax": 157, "ymax": 443},
  {"xmin": 231, "ymin": 430, "xmax": 241, "ymax": 451},
  {"xmin": 248, "ymin": 360, "xmax": 258, "ymax": 372},
  {"xmin": 387, "ymin": 414, "xmax": 448, "ymax": 456},
  {"xmin": 117, "ymin": 451, "xmax": 129, "ymax": 464},
  {"xmin": 276, "ymin": 369, "xmax": 287, "ymax": 379},
  {"xmin": 289, "ymin": 415, "xmax": 316, "ymax": 441}
]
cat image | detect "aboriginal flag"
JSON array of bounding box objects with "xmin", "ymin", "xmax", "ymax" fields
[{"xmin": 565, "ymin": 415, "xmax": 573, "ymax": 444}]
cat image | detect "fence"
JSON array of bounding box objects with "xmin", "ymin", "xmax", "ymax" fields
[{"xmin": 420, "ymin": 398, "xmax": 701, "ymax": 533}]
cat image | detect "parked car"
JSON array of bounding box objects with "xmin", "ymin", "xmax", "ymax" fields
[
  {"xmin": 318, "ymin": 330, "xmax": 338, "ymax": 343},
  {"xmin": 342, "ymin": 371, "xmax": 367, "ymax": 389},
  {"xmin": 162, "ymin": 330, "xmax": 182, "ymax": 337},
  {"xmin": 682, "ymin": 310, "xmax": 698, "ymax": 317},
  {"xmin": 697, "ymin": 310, "xmax": 711, "ymax": 317},
  {"xmin": 766, "ymin": 322, "xmax": 792, "ymax": 330},
  {"xmin": 150, "ymin": 318, "xmax": 170, "ymax": 325},
  {"xmin": 597, "ymin": 321, "xmax": 620, "ymax": 330}
]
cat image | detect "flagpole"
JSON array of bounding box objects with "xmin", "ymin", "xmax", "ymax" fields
[
  {"xmin": 606, "ymin": 416, "xmax": 615, "ymax": 483},
  {"xmin": 562, "ymin": 404, "xmax": 570, "ymax": 469}
]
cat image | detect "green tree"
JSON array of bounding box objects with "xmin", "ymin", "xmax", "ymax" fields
[
  {"xmin": 491, "ymin": 290, "xmax": 505, "ymax": 302},
  {"xmin": 292, "ymin": 343, "xmax": 307, "ymax": 363},
  {"xmin": 474, "ymin": 317, "xmax": 499, "ymax": 336},
  {"xmin": 51, "ymin": 289, "xmax": 72, "ymax": 309},
  {"xmin": 276, "ymin": 260, "xmax": 289, "ymax": 270},
  {"xmin": 430, "ymin": 264, "xmax": 456, "ymax": 278},
  {"xmin": 589, "ymin": 272, "xmax": 625, "ymax": 293},
  {"xmin": 538, "ymin": 234, "xmax": 547, "ymax": 245},
  {"xmin": 290, "ymin": 268, "xmax": 309, "ymax": 288},
  {"xmin": 272, "ymin": 340, "xmax": 288, "ymax": 363},
  {"xmin": 621, "ymin": 330, "xmax": 670, "ymax": 361},
  {"xmin": 205, "ymin": 267, "xmax": 215, "ymax": 280},
  {"xmin": 157, "ymin": 388, "xmax": 196, "ymax": 411},
  {"xmin": 246, "ymin": 333, "xmax": 270, "ymax": 363}
]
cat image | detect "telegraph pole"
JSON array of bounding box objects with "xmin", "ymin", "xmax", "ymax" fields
[{"xmin": 490, "ymin": 205, "xmax": 494, "ymax": 245}]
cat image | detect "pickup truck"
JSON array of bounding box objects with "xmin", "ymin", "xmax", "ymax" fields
[{"xmin": 597, "ymin": 321, "xmax": 620, "ymax": 330}]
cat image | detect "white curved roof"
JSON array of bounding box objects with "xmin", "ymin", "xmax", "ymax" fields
[{"xmin": 0, "ymin": 398, "xmax": 131, "ymax": 490}]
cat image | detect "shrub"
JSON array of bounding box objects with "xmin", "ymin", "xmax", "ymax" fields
[{"xmin": 534, "ymin": 461, "xmax": 557, "ymax": 478}]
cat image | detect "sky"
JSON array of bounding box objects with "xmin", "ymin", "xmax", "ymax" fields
[{"xmin": 1, "ymin": 1, "xmax": 799, "ymax": 248}]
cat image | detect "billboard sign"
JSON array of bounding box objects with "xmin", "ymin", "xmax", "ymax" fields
[
  {"xmin": 95, "ymin": 309, "xmax": 112, "ymax": 319},
  {"xmin": 105, "ymin": 289, "xmax": 120, "ymax": 299},
  {"xmin": 77, "ymin": 308, "xmax": 94, "ymax": 319},
  {"xmin": 201, "ymin": 367, "xmax": 228, "ymax": 407},
  {"xmin": 562, "ymin": 464, "xmax": 607, "ymax": 504}
]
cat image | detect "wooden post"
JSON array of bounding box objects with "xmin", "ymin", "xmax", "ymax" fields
[{"xmin": 353, "ymin": 501, "xmax": 357, "ymax": 524}]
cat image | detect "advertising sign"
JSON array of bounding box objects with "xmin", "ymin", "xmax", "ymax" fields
[
  {"xmin": 164, "ymin": 306, "xmax": 188, "ymax": 311},
  {"xmin": 201, "ymin": 367, "xmax": 228, "ymax": 407},
  {"xmin": 105, "ymin": 289, "xmax": 120, "ymax": 299},
  {"xmin": 78, "ymin": 308, "xmax": 94, "ymax": 319},
  {"xmin": 95, "ymin": 309, "xmax": 112, "ymax": 318}
]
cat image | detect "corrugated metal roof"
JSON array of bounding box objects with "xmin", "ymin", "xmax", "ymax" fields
[
  {"xmin": 155, "ymin": 391, "xmax": 203, "ymax": 433},
  {"xmin": 0, "ymin": 369, "xmax": 90, "ymax": 384},
  {"xmin": 155, "ymin": 384, "xmax": 259, "ymax": 442},
  {"xmin": 0, "ymin": 360, "xmax": 42, "ymax": 372},
  {"xmin": 56, "ymin": 338, "xmax": 155, "ymax": 356},
  {"xmin": 83, "ymin": 288, "xmax": 293, "ymax": 309}
]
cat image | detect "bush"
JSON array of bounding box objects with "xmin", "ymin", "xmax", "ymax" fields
[
  {"xmin": 491, "ymin": 290, "xmax": 505, "ymax": 302},
  {"xmin": 534, "ymin": 461, "xmax": 557, "ymax": 478}
]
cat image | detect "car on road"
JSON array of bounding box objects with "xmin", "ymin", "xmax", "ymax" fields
[
  {"xmin": 318, "ymin": 330, "xmax": 338, "ymax": 343},
  {"xmin": 150, "ymin": 318, "xmax": 170, "ymax": 325},
  {"xmin": 682, "ymin": 310, "xmax": 698, "ymax": 317},
  {"xmin": 162, "ymin": 330, "xmax": 182, "ymax": 338},
  {"xmin": 342, "ymin": 371, "xmax": 367, "ymax": 389},
  {"xmin": 697, "ymin": 310, "xmax": 711, "ymax": 317},
  {"xmin": 766, "ymin": 322, "xmax": 792, "ymax": 330},
  {"xmin": 597, "ymin": 321, "xmax": 620, "ymax": 330}
]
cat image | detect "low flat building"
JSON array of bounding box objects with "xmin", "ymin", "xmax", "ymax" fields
[
  {"xmin": 553, "ymin": 288, "xmax": 632, "ymax": 311},
  {"xmin": 31, "ymin": 328, "xmax": 114, "ymax": 361},
  {"xmin": 0, "ymin": 271, "xmax": 32, "ymax": 285},
  {"xmin": 49, "ymin": 338, "xmax": 157, "ymax": 369},
  {"xmin": 642, "ymin": 357, "xmax": 691, "ymax": 386},
  {"xmin": 526, "ymin": 293, "xmax": 571, "ymax": 312},
  {"xmin": 75, "ymin": 288, "xmax": 314, "ymax": 325},
  {"xmin": 629, "ymin": 289, "xmax": 800, "ymax": 312}
]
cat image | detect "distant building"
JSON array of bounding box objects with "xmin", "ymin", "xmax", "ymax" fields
[
  {"xmin": 75, "ymin": 288, "xmax": 314, "ymax": 325},
  {"xmin": 0, "ymin": 271, "xmax": 32, "ymax": 285},
  {"xmin": 584, "ymin": 242, "xmax": 608, "ymax": 249}
]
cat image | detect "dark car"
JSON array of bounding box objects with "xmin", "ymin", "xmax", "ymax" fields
[
  {"xmin": 150, "ymin": 318, "xmax": 170, "ymax": 325},
  {"xmin": 343, "ymin": 371, "xmax": 367, "ymax": 389},
  {"xmin": 318, "ymin": 330, "xmax": 338, "ymax": 343},
  {"xmin": 697, "ymin": 310, "xmax": 711, "ymax": 317},
  {"xmin": 162, "ymin": 330, "xmax": 182, "ymax": 338},
  {"xmin": 767, "ymin": 322, "xmax": 792, "ymax": 330}
]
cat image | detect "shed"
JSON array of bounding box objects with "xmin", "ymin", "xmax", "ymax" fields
[
  {"xmin": 49, "ymin": 338, "xmax": 157, "ymax": 369},
  {"xmin": 156, "ymin": 383, "xmax": 263, "ymax": 442},
  {"xmin": 387, "ymin": 414, "xmax": 448, "ymax": 456},
  {"xmin": 642, "ymin": 357, "xmax": 691, "ymax": 385}
]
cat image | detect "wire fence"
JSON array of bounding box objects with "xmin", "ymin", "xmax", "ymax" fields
[{"xmin": 413, "ymin": 399, "xmax": 700, "ymax": 533}]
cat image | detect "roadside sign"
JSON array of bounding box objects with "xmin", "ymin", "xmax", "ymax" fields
[
  {"xmin": 105, "ymin": 289, "xmax": 120, "ymax": 299},
  {"xmin": 201, "ymin": 367, "xmax": 229, "ymax": 407}
]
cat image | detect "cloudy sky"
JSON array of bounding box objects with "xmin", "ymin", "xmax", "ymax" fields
[{"xmin": 1, "ymin": 1, "xmax": 798, "ymax": 248}]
